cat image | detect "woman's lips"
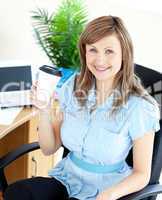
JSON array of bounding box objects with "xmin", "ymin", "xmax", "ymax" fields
[{"xmin": 94, "ymin": 66, "xmax": 112, "ymax": 72}]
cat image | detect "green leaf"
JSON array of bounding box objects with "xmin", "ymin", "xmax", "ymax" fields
[{"xmin": 31, "ymin": 0, "xmax": 88, "ymax": 69}]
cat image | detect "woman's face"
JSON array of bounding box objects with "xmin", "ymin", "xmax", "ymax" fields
[{"xmin": 86, "ymin": 34, "xmax": 122, "ymax": 84}]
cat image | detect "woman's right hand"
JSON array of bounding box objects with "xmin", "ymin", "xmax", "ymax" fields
[
  {"xmin": 30, "ymin": 82, "xmax": 61, "ymax": 120},
  {"xmin": 30, "ymin": 81, "xmax": 51, "ymax": 111}
]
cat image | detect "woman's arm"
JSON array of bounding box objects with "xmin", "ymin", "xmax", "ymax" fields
[
  {"xmin": 31, "ymin": 82, "xmax": 63, "ymax": 156},
  {"xmin": 38, "ymin": 105, "xmax": 63, "ymax": 156},
  {"xmin": 97, "ymin": 130, "xmax": 155, "ymax": 200}
]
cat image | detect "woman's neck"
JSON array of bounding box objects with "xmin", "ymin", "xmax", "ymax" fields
[
  {"xmin": 96, "ymin": 80, "xmax": 114, "ymax": 106},
  {"xmin": 96, "ymin": 79, "xmax": 114, "ymax": 94}
]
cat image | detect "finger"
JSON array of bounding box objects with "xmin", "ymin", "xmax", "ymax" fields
[
  {"xmin": 31, "ymin": 84, "xmax": 37, "ymax": 90},
  {"xmin": 33, "ymin": 100, "xmax": 50, "ymax": 110},
  {"xmin": 30, "ymin": 89, "xmax": 38, "ymax": 101},
  {"xmin": 52, "ymin": 91, "xmax": 59, "ymax": 99},
  {"xmin": 31, "ymin": 84, "xmax": 38, "ymax": 94},
  {"xmin": 29, "ymin": 93, "xmax": 36, "ymax": 103},
  {"xmin": 32, "ymin": 80, "xmax": 38, "ymax": 88},
  {"xmin": 31, "ymin": 86, "xmax": 36, "ymax": 93},
  {"xmin": 33, "ymin": 79, "xmax": 38, "ymax": 84},
  {"xmin": 30, "ymin": 89, "xmax": 36, "ymax": 97}
]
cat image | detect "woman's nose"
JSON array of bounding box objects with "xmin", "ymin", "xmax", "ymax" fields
[{"xmin": 95, "ymin": 54, "xmax": 107, "ymax": 66}]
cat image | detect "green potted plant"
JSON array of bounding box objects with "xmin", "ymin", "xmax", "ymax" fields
[{"xmin": 31, "ymin": 0, "xmax": 88, "ymax": 71}]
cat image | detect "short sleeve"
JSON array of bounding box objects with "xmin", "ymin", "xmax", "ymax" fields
[
  {"xmin": 128, "ymin": 98, "xmax": 160, "ymax": 141},
  {"xmin": 55, "ymin": 73, "xmax": 76, "ymax": 111}
]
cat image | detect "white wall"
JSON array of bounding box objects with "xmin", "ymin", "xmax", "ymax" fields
[
  {"xmin": 0, "ymin": 0, "xmax": 51, "ymax": 69},
  {"xmin": 0, "ymin": 0, "xmax": 162, "ymax": 72}
]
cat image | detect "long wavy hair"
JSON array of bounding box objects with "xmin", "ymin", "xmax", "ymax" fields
[{"xmin": 74, "ymin": 15, "xmax": 156, "ymax": 115}]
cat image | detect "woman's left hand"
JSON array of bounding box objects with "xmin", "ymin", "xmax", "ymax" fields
[{"xmin": 96, "ymin": 188, "xmax": 116, "ymax": 200}]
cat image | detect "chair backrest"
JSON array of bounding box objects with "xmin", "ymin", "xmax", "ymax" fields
[{"xmin": 134, "ymin": 64, "xmax": 162, "ymax": 97}]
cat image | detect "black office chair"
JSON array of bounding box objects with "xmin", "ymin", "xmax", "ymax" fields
[
  {"xmin": 0, "ymin": 64, "xmax": 162, "ymax": 200},
  {"xmin": 134, "ymin": 64, "xmax": 162, "ymax": 98}
]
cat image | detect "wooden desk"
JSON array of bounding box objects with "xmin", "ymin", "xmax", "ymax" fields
[
  {"xmin": 0, "ymin": 107, "xmax": 38, "ymax": 139},
  {"xmin": 0, "ymin": 107, "xmax": 55, "ymax": 185}
]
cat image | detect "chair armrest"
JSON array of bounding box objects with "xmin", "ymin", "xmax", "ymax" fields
[
  {"xmin": 0, "ymin": 142, "xmax": 40, "ymax": 169},
  {"xmin": 119, "ymin": 184, "xmax": 162, "ymax": 200}
]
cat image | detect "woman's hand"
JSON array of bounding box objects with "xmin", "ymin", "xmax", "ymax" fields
[
  {"xmin": 96, "ymin": 188, "xmax": 116, "ymax": 200},
  {"xmin": 30, "ymin": 81, "xmax": 52, "ymax": 111},
  {"xmin": 30, "ymin": 81, "xmax": 61, "ymax": 121}
]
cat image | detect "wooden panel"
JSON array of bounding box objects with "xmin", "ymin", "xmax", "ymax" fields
[
  {"xmin": 27, "ymin": 114, "xmax": 54, "ymax": 178},
  {"xmin": 28, "ymin": 150, "xmax": 54, "ymax": 178},
  {"xmin": 0, "ymin": 121, "xmax": 29, "ymax": 184},
  {"xmin": 27, "ymin": 113, "xmax": 39, "ymax": 143}
]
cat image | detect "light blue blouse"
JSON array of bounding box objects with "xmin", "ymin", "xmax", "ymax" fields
[{"xmin": 48, "ymin": 73, "xmax": 160, "ymax": 200}]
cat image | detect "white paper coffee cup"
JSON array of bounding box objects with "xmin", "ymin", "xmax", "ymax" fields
[{"xmin": 36, "ymin": 66, "xmax": 61, "ymax": 105}]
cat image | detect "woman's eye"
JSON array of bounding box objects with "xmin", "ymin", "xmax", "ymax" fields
[
  {"xmin": 105, "ymin": 49, "xmax": 113, "ymax": 54},
  {"xmin": 89, "ymin": 48, "xmax": 97, "ymax": 53}
]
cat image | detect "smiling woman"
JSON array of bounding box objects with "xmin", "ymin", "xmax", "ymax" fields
[{"xmin": 4, "ymin": 15, "xmax": 160, "ymax": 200}]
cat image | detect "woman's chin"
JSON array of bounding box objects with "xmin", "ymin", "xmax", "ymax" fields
[{"xmin": 94, "ymin": 74, "xmax": 113, "ymax": 81}]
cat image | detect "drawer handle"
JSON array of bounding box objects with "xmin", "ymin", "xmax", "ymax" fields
[{"xmin": 31, "ymin": 156, "xmax": 37, "ymax": 177}]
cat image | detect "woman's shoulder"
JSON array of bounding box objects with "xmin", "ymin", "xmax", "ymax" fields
[
  {"xmin": 127, "ymin": 94, "xmax": 160, "ymax": 119},
  {"xmin": 126, "ymin": 94, "xmax": 160, "ymax": 140}
]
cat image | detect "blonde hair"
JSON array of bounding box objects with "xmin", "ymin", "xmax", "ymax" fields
[{"xmin": 74, "ymin": 15, "xmax": 156, "ymax": 115}]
